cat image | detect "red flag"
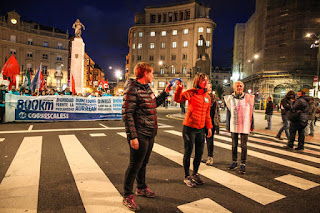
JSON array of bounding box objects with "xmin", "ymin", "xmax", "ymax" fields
[
  {"xmin": 40, "ymin": 71, "xmax": 48, "ymax": 91},
  {"xmin": 98, "ymin": 78, "xmax": 109, "ymax": 89},
  {"xmin": 8, "ymin": 75, "xmax": 16, "ymax": 90},
  {"xmin": 1, "ymin": 54, "xmax": 20, "ymax": 78},
  {"xmin": 72, "ymin": 75, "xmax": 76, "ymax": 94}
]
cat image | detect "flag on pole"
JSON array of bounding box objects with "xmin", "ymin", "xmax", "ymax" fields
[
  {"xmin": 1, "ymin": 54, "xmax": 20, "ymax": 77},
  {"xmin": 71, "ymin": 75, "xmax": 76, "ymax": 94},
  {"xmin": 22, "ymin": 68, "xmax": 31, "ymax": 90},
  {"xmin": 98, "ymin": 78, "xmax": 109, "ymax": 91},
  {"xmin": 40, "ymin": 70, "xmax": 48, "ymax": 91},
  {"xmin": 30, "ymin": 63, "xmax": 42, "ymax": 93},
  {"xmin": 8, "ymin": 75, "xmax": 16, "ymax": 90}
]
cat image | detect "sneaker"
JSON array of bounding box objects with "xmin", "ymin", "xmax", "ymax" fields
[
  {"xmin": 191, "ymin": 173, "xmax": 204, "ymax": 185},
  {"xmin": 229, "ymin": 162, "xmax": 237, "ymax": 170},
  {"xmin": 239, "ymin": 164, "xmax": 246, "ymax": 174},
  {"xmin": 122, "ymin": 194, "xmax": 140, "ymax": 211},
  {"xmin": 136, "ymin": 187, "xmax": 155, "ymax": 198},
  {"xmin": 275, "ymin": 136, "xmax": 283, "ymax": 140},
  {"xmin": 283, "ymin": 145, "xmax": 293, "ymax": 149},
  {"xmin": 206, "ymin": 157, "xmax": 214, "ymax": 166},
  {"xmin": 184, "ymin": 176, "xmax": 196, "ymax": 188},
  {"xmin": 294, "ymin": 147, "xmax": 304, "ymax": 151}
]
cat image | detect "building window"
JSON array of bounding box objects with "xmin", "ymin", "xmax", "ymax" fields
[
  {"xmin": 198, "ymin": 27, "xmax": 204, "ymax": 33},
  {"xmin": 183, "ymin": 41, "xmax": 188, "ymax": 47},
  {"xmin": 206, "ymin": 41, "xmax": 210, "ymax": 47},
  {"xmin": 185, "ymin": 10, "xmax": 190, "ymax": 20},
  {"xmin": 139, "ymin": 32, "xmax": 143, "ymax": 37},
  {"xmin": 58, "ymin": 43, "xmax": 62, "ymax": 49},
  {"xmin": 150, "ymin": 43, "xmax": 155, "ymax": 49},
  {"xmin": 138, "ymin": 43, "xmax": 142, "ymax": 49},
  {"xmin": 161, "ymin": 43, "xmax": 166, "ymax": 49},
  {"xmin": 183, "ymin": 67, "xmax": 187, "ymax": 74},
  {"xmin": 171, "ymin": 55, "xmax": 176, "ymax": 60},
  {"xmin": 174, "ymin": 12, "xmax": 178, "ymax": 21},
  {"xmin": 172, "ymin": 30, "xmax": 177, "ymax": 35},
  {"xmin": 43, "ymin": 41, "xmax": 48, "ymax": 47},
  {"xmin": 160, "ymin": 55, "xmax": 165, "ymax": 60},
  {"xmin": 42, "ymin": 65, "xmax": 48, "ymax": 75},
  {"xmin": 172, "ymin": 42, "xmax": 177, "ymax": 48},
  {"xmin": 10, "ymin": 35, "xmax": 16, "ymax": 42},
  {"xmin": 161, "ymin": 31, "xmax": 166, "ymax": 36},
  {"xmin": 158, "ymin": 14, "xmax": 161, "ymax": 23},
  {"xmin": 171, "ymin": 67, "xmax": 175, "ymax": 74},
  {"xmin": 10, "ymin": 49, "xmax": 16, "ymax": 55},
  {"xmin": 183, "ymin": 54, "xmax": 187, "ymax": 60},
  {"xmin": 27, "ymin": 52, "xmax": 33, "ymax": 58},
  {"xmin": 150, "ymin": 31, "xmax": 155, "ymax": 36},
  {"xmin": 163, "ymin": 13, "xmax": 167, "ymax": 22},
  {"xmin": 159, "ymin": 81, "xmax": 165, "ymax": 87},
  {"xmin": 168, "ymin": 12, "xmax": 173, "ymax": 22},
  {"xmin": 198, "ymin": 40, "xmax": 203, "ymax": 46},
  {"xmin": 133, "ymin": 33, "xmax": 136, "ymax": 37},
  {"xmin": 132, "ymin": 44, "xmax": 136, "ymax": 49},
  {"xmin": 42, "ymin": 54, "xmax": 48, "ymax": 59},
  {"xmin": 149, "ymin": 55, "xmax": 154, "ymax": 61},
  {"xmin": 27, "ymin": 38, "xmax": 33, "ymax": 45},
  {"xmin": 137, "ymin": 55, "xmax": 142, "ymax": 61},
  {"xmin": 160, "ymin": 68, "xmax": 165, "ymax": 74},
  {"xmin": 150, "ymin": 14, "xmax": 156, "ymax": 23},
  {"xmin": 57, "ymin": 55, "xmax": 62, "ymax": 61},
  {"xmin": 207, "ymin": 28, "xmax": 211, "ymax": 33},
  {"xmin": 183, "ymin": 29, "xmax": 188, "ymax": 34}
]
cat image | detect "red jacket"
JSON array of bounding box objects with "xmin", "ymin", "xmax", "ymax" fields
[{"xmin": 174, "ymin": 85, "xmax": 213, "ymax": 129}]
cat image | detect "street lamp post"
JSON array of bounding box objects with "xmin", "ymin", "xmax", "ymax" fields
[
  {"xmin": 247, "ymin": 54, "xmax": 259, "ymax": 94},
  {"xmin": 306, "ymin": 33, "xmax": 320, "ymax": 97}
]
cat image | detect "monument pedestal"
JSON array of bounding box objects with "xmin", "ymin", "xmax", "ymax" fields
[{"xmin": 70, "ymin": 37, "xmax": 85, "ymax": 93}]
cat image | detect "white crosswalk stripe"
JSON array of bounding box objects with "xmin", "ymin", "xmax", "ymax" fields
[
  {"xmin": 0, "ymin": 136, "xmax": 42, "ymax": 213},
  {"xmin": 59, "ymin": 135, "xmax": 130, "ymax": 213},
  {"xmin": 178, "ymin": 198, "xmax": 231, "ymax": 213},
  {"xmin": 275, "ymin": 174, "xmax": 320, "ymax": 190},
  {"xmin": 0, "ymin": 138, "xmax": 4, "ymax": 142}
]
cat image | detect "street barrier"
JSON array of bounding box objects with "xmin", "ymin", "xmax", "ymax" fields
[{"xmin": 5, "ymin": 93, "xmax": 122, "ymax": 122}]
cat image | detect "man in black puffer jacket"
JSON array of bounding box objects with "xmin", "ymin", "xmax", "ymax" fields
[
  {"xmin": 122, "ymin": 62, "xmax": 172, "ymax": 211},
  {"xmin": 276, "ymin": 91, "xmax": 295, "ymax": 140},
  {"xmin": 286, "ymin": 90, "xmax": 310, "ymax": 151}
]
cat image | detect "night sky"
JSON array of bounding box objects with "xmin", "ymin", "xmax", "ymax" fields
[{"xmin": 2, "ymin": 0, "xmax": 256, "ymax": 81}]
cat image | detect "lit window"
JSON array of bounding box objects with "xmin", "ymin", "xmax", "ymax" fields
[
  {"xmin": 150, "ymin": 31, "xmax": 155, "ymax": 36},
  {"xmin": 133, "ymin": 33, "xmax": 136, "ymax": 37},
  {"xmin": 183, "ymin": 29, "xmax": 188, "ymax": 34},
  {"xmin": 139, "ymin": 32, "xmax": 143, "ymax": 37},
  {"xmin": 43, "ymin": 41, "xmax": 48, "ymax": 47},
  {"xmin": 183, "ymin": 67, "xmax": 187, "ymax": 74},
  {"xmin": 198, "ymin": 27, "xmax": 204, "ymax": 33},
  {"xmin": 150, "ymin": 43, "xmax": 155, "ymax": 49},
  {"xmin": 161, "ymin": 31, "xmax": 166, "ymax": 36},
  {"xmin": 172, "ymin": 42, "xmax": 177, "ymax": 48},
  {"xmin": 10, "ymin": 35, "xmax": 16, "ymax": 42},
  {"xmin": 171, "ymin": 67, "xmax": 175, "ymax": 74},
  {"xmin": 58, "ymin": 43, "xmax": 62, "ymax": 49},
  {"xmin": 160, "ymin": 68, "xmax": 165, "ymax": 74},
  {"xmin": 57, "ymin": 55, "xmax": 62, "ymax": 61},
  {"xmin": 138, "ymin": 43, "xmax": 142, "ymax": 49},
  {"xmin": 159, "ymin": 81, "xmax": 165, "ymax": 87},
  {"xmin": 207, "ymin": 28, "xmax": 211, "ymax": 33},
  {"xmin": 161, "ymin": 43, "xmax": 166, "ymax": 49},
  {"xmin": 198, "ymin": 40, "xmax": 203, "ymax": 46},
  {"xmin": 132, "ymin": 44, "xmax": 136, "ymax": 49},
  {"xmin": 27, "ymin": 52, "xmax": 33, "ymax": 58},
  {"xmin": 206, "ymin": 41, "xmax": 210, "ymax": 47},
  {"xmin": 27, "ymin": 38, "xmax": 33, "ymax": 45},
  {"xmin": 42, "ymin": 65, "xmax": 48, "ymax": 75},
  {"xmin": 183, "ymin": 41, "xmax": 188, "ymax": 47},
  {"xmin": 172, "ymin": 30, "xmax": 177, "ymax": 35}
]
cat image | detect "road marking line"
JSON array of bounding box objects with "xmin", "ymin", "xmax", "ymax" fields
[
  {"xmin": 0, "ymin": 138, "xmax": 4, "ymax": 142},
  {"xmin": 0, "ymin": 136, "xmax": 42, "ymax": 213},
  {"xmin": 275, "ymin": 174, "xmax": 320, "ymax": 190},
  {"xmin": 117, "ymin": 132, "xmax": 127, "ymax": 138},
  {"xmin": 59, "ymin": 135, "xmax": 130, "ymax": 213},
  {"xmin": 178, "ymin": 198, "xmax": 231, "ymax": 213},
  {"xmin": 216, "ymin": 134, "xmax": 320, "ymax": 163},
  {"xmin": 166, "ymin": 130, "xmax": 320, "ymax": 175},
  {"xmin": 157, "ymin": 117, "xmax": 168, "ymax": 120},
  {"xmin": 118, "ymin": 131, "xmax": 285, "ymax": 205},
  {"xmin": 90, "ymin": 133, "xmax": 106, "ymax": 137},
  {"xmin": 0, "ymin": 127, "xmax": 123, "ymax": 134},
  {"xmin": 28, "ymin": 125, "xmax": 33, "ymax": 131},
  {"xmin": 99, "ymin": 123, "xmax": 109, "ymax": 128}
]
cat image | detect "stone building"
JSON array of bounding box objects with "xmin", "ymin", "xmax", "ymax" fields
[
  {"xmin": 83, "ymin": 52, "xmax": 105, "ymax": 93},
  {"xmin": 126, "ymin": 0, "xmax": 216, "ymax": 95},
  {"xmin": 0, "ymin": 11, "xmax": 69, "ymax": 91},
  {"xmin": 233, "ymin": 0, "xmax": 320, "ymax": 101}
]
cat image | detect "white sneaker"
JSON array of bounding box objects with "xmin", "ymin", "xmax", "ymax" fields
[{"xmin": 206, "ymin": 157, "xmax": 214, "ymax": 166}]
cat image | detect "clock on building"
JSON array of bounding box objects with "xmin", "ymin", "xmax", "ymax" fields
[{"xmin": 11, "ymin": 18, "xmax": 17, "ymax": 24}]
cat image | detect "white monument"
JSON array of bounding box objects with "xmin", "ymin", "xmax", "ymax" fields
[{"xmin": 70, "ymin": 19, "xmax": 85, "ymax": 93}]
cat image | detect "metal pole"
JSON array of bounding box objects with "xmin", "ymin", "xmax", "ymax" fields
[
  {"xmin": 316, "ymin": 45, "xmax": 320, "ymax": 98},
  {"xmin": 251, "ymin": 62, "xmax": 254, "ymax": 93}
]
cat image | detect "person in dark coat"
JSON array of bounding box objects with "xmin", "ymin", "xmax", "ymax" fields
[
  {"xmin": 0, "ymin": 84, "xmax": 7, "ymax": 123},
  {"xmin": 122, "ymin": 62, "xmax": 172, "ymax": 211},
  {"xmin": 305, "ymin": 97, "xmax": 316, "ymax": 136},
  {"xmin": 276, "ymin": 91, "xmax": 295, "ymax": 140},
  {"xmin": 285, "ymin": 90, "xmax": 309, "ymax": 150},
  {"xmin": 265, "ymin": 97, "xmax": 273, "ymax": 129}
]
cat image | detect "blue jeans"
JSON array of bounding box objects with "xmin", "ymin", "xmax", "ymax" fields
[
  {"xmin": 266, "ymin": 115, "xmax": 272, "ymax": 129},
  {"xmin": 276, "ymin": 114, "xmax": 289, "ymax": 139}
]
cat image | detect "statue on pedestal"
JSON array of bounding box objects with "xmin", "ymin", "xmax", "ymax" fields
[{"xmin": 72, "ymin": 19, "xmax": 85, "ymax": 37}]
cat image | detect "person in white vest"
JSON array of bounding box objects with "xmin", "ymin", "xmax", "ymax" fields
[{"xmin": 224, "ymin": 81, "xmax": 254, "ymax": 174}]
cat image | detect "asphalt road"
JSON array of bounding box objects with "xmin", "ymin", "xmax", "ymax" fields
[{"xmin": 0, "ymin": 109, "xmax": 319, "ymax": 213}]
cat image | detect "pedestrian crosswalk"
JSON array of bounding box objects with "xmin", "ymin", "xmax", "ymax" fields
[{"xmin": 0, "ymin": 128, "xmax": 319, "ymax": 212}]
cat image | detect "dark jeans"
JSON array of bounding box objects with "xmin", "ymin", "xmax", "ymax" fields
[
  {"xmin": 182, "ymin": 125, "xmax": 205, "ymax": 177},
  {"xmin": 205, "ymin": 127, "xmax": 215, "ymax": 157},
  {"xmin": 231, "ymin": 133, "xmax": 248, "ymax": 164},
  {"xmin": 288, "ymin": 121, "xmax": 307, "ymax": 148},
  {"xmin": 0, "ymin": 107, "xmax": 4, "ymax": 123},
  {"xmin": 124, "ymin": 134, "xmax": 154, "ymax": 197},
  {"xmin": 276, "ymin": 114, "xmax": 289, "ymax": 139}
]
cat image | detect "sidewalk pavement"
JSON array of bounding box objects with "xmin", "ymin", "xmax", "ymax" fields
[{"xmin": 168, "ymin": 109, "xmax": 320, "ymax": 145}]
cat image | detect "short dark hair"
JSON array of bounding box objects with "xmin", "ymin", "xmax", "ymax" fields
[{"xmin": 298, "ymin": 90, "xmax": 305, "ymax": 95}]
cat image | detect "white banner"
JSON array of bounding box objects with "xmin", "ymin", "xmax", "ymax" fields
[{"xmin": 5, "ymin": 94, "xmax": 122, "ymax": 122}]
